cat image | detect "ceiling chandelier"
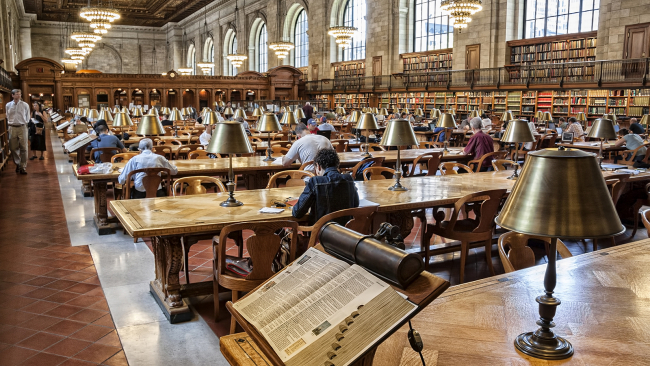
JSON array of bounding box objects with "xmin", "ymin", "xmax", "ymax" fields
[
  {"xmin": 61, "ymin": 58, "xmax": 83, "ymax": 65},
  {"xmin": 227, "ymin": 0, "xmax": 247, "ymax": 68},
  {"xmin": 80, "ymin": 5, "xmax": 120, "ymax": 34},
  {"xmin": 65, "ymin": 47, "xmax": 88, "ymax": 60},
  {"xmin": 197, "ymin": 63, "xmax": 214, "ymax": 74},
  {"xmin": 178, "ymin": 68, "xmax": 193, "ymax": 75},
  {"xmin": 440, "ymin": 0, "xmax": 483, "ymax": 30},
  {"xmin": 269, "ymin": 41, "xmax": 294, "ymax": 59},
  {"xmin": 71, "ymin": 31, "xmax": 101, "ymax": 48},
  {"xmin": 328, "ymin": 26, "xmax": 357, "ymax": 48}
]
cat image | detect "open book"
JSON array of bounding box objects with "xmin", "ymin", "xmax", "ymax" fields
[
  {"xmin": 233, "ymin": 248, "xmax": 417, "ymax": 366},
  {"xmin": 63, "ymin": 133, "xmax": 97, "ymax": 153},
  {"xmin": 56, "ymin": 121, "xmax": 71, "ymax": 131}
]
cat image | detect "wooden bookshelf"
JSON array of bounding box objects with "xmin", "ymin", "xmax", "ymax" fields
[
  {"xmin": 400, "ymin": 49, "xmax": 453, "ymax": 74},
  {"xmin": 332, "ymin": 60, "xmax": 366, "ymax": 78},
  {"xmin": 334, "ymin": 93, "xmax": 369, "ymax": 109},
  {"xmin": 508, "ymin": 31, "xmax": 597, "ymax": 66},
  {"xmin": 0, "ymin": 89, "xmax": 8, "ymax": 173}
]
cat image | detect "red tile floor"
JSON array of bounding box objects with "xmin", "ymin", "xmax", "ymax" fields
[{"xmin": 0, "ymin": 136, "xmax": 126, "ymax": 365}]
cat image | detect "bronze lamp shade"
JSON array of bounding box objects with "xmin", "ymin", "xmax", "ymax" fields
[
  {"xmin": 168, "ymin": 109, "xmax": 183, "ymax": 122},
  {"xmin": 252, "ymin": 107, "xmax": 264, "ymax": 117},
  {"xmin": 112, "ymin": 107, "xmax": 120, "ymax": 114},
  {"xmin": 414, "ymin": 108, "xmax": 424, "ymax": 116},
  {"xmin": 379, "ymin": 118, "xmax": 418, "ymax": 191},
  {"xmin": 121, "ymin": 106, "xmax": 129, "ymax": 114},
  {"xmin": 223, "ymin": 107, "xmax": 235, "ymax": 116},
  {"xmin": 135, "ymin": 114, "xmax": 165, "ymax": 135},
  {"xmin": 356, "ymin": 113, "xmax": 380, "ymax": 157},
  {"xmin": 576, "ymin": 112, "xmax": 587, "ymax": 123},
  {"xmin": 259, "ymin": 113, "xmax": 282, "ymax": 161},
  {"xmin": 495, "ymin": 147, "xmax": 623, "ymax": 360},
  {"xmin": 132, "ymin": 108, "xmax": 143, "ymax": 118},
  {"xmin": 501, "ymin": 110, "xmax": 514, "ymax": 123},
  {"xmin": 233, "ymin": 108, "xmax": 248, "ymax": 119},
  {"xmin": 98, "ymin": 109, "xmax": 113, "ymax": 123},
  {"xmin": 349, "ymin": 110, "xmax": 362, "ymax": 123},
  {"xmin": 112, "ymin": 112, "xmax": 133, "ymax": 127},
  {"xmin": 203, "ymin": 110, "xmax": 220, "ymax": 125},
  {"xmin": 438, "ymin": 113, "xmax": 456, "ymax": 128},
  {"xmin": 402, "ymin": 108, "xmax": 410, "ymax": 115},
  {"xmin": 161, "ymin": 107, "xmax": 171, "ymax": 115},
  {"xmin": 335, "ymin": 106, "xmax": 346, "ymax": 115},
  {"xmin": 543, "ymin": 111, "xmax": 553, "ymax": 122},
  {"xmin": 603, "ymin": 113, "xmax": 617, "ymax": 123},
  {"xmin": 378, "ymin": 108, "xmax": 389, "ymax": 116},
  {"xmin": 86, "ymin": 109, "xmax": 100, "ymax": 121},
  {"xmin": 431, "ymin": 109, "xmax": 442, "ymax": 119},
  {"xmin": 469, "ymin": 110, "xmax": 480, "ymax": 119},
  {"xmin": 640, "ymin": 114, "xmax": 650, "ymax": 125},
  {"xmin": 206, "ymin": 122, "xmax": 254, "ymax": 207},
  {"xmin": 587, "ymin": 118, "xmax": 617, "ymax": 169},
  {"xmin": 500, "ymin": 119, "xmax": 535, "ymax": 179},
  {"xmin": 294, "ymin": 108, "xmax": 306, "ymax": 119}
]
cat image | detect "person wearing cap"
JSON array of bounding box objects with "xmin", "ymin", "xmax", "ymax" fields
[
  {"xmin": 307, "ymin": 119, "xmax": 319, "ymax": 134},
  {"xmin": 317, "ymin": 114, "xmax": 337, "ymax": 132},
  {"xmin": 118, "ymin": 138, "xmax": 178, "ymax": 199}
]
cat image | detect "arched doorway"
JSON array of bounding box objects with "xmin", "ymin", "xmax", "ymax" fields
[
  {"xmin": 150, "ymin": 89, "xmax": 161, "ymax": 109},
  {"xmin": 245, "ymin": 89, "xmax": 256, "ymax": 101},
  {"xmin": 166, "ymin": 89, "xmax": 178, "ymax": 108},
  {"xmin": 230, "ymin": 90, "xmax": 242, "ymax": 103},
  {"xmin": 114, "ymin": 89, "xmax": 128, "ymax": 107},
  {"xmin": 132, "ymin": 89, "xmax": 144, "ymax": 106},
  {"xmin": 199, "ymin": 89, "xmax": 209, "ymax": 109},
  {"xmin": 96, "ymin": 89, "xmax": 109, "ymax": 109},
  {"xmin": 182, "ymin": 89, "xmax": 195, "ymax": 108},
  {"xmin": 215, "ymin": 90, "xmax": 225, "ymax": 107}
]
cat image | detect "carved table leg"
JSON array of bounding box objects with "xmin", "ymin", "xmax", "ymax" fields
[
  {"xmin": 387, "ymin": 210, "xmax": 415, "ymax": 239},
  {"xmin": 150, "ymin": 235, "xmax": 194, "ymax": 323},
  {"xmin": 82, "ymin": 180, "xmax": 93, "ymax": 197},
  {"xmin": 92, "ymin": 180, "xmax": 118, "ymax": 235}
]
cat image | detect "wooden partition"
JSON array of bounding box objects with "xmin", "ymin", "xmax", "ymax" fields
[{"xmin": 13, "ymin": 58, "xmax": 306, "ymax": 111}]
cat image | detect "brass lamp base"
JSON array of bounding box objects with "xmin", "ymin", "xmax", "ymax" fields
[
  {"xmin": 264, "ymin": 147, "xmax": 275, "ymax": 162},
  {"xmin": 220, "ymin": 197, "xmax": 244, "ymax": 207},
  {"xmin": 360, "ymin": 151, "xmax": 372, "ymax": 158},
  {"xmin": 388, "ymin": 182, "xmax": 408, "ymax": 191},
  {"xmin": 514, "ymin": 327, "xmax": 574, "ymax": 360},
  {"xmin": 263, "ymin": 156, "xmax": 276, "ymax": 162}
]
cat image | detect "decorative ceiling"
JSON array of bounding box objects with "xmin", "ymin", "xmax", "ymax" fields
[{"xmin": 23, "ymin": 0, "xmax": 216, "ymax": 27}]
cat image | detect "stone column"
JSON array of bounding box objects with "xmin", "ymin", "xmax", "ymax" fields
[{"xmin": 19, "ymin": 19, "xmax": 32, "ymax": 61}]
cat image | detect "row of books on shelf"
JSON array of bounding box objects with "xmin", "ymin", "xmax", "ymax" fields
[
  {"xmin": 403, "ymin": 62, "xmax": 452, "ymax": 71},
  {"xmin": 629, "ymin": 107, "xmax": 650, "ymax": 116},
  {"xmin": 403, "ymin": 53, "xmax": 452, "ymax": 63}
]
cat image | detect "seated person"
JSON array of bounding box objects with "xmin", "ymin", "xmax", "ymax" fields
[
  {"xmin": 92, "ymin": 119, "xmax": 109, "ymax": 134},
  {"xmin": 117, "ymin": 138, "xmax": 179, "ymax": 199},
  {"xmin": 463, "ymin": 117, "xmax": 495, "ymax": 171},
  {"xmin": 161, "ymin": 115, "xmax": 173, "ymax": 127},
  {"xmin": 317, "ymin": 114, "xmax": 337, "ymax": 132},
  {"xmin": 194, "ymin": 117, "xmax": 204, "ymax": 128},
  {"xmin": 292, "ymin": 148, "xmax": 359, "ymax": 226},
  {"xmin": 459, "ymin": 119, "xmax": 471, "ymax": 131},
  {"xmin": 307, "ymin": 119, "xmax": 320, "ymax": 134},
  {"xmin": 283, "ymin": 123, "xmax": 334, "ymax": 173},
  {"xmin": 86, "ymin": 124, "xmax": 126, "ymax": 162},
  {"xmin": 629, "ymin": 118, "xmax": 645, "ymax": 135},
  {"xmin": 558, "ymin": 117, "xmax": 568, "ymax": 130},
  {"xmin": 236, "ymin": 116, "xmax": 249, "ymax": 130},
  {"xmin": 614, "ymin": 128, "xmax": 648, "ymax": 167},
  {"xmin": 401, "ymin": 113, "xmax": 415, "ymax": 123},
  {"xmin": 199, "ymin": 124, "xmax": 213, "ymax": 147},
  {"xmin": 481, "ymin": 114, "xmax": 492, "ymax": 129},
  {"xmin": 565, "ymin": 117, "xmax": 585, "ymax": 142}
]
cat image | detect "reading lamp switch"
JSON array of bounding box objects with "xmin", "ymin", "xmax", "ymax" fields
[{"xmin": 408, "ymin": 328, "xmax": 423, "ymax": 353}]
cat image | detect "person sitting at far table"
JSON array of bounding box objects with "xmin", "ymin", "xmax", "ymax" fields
[
  {"xmin": 463, "ymin": 117, "xmax": 495, "ymax": 172},
  {"xmin": 317, "ymin": 114, "xmax": 337, "ymax": 132},
  {"xmin": 565, "ymin": 117, "xmax": 585, "ymax": 142},
  {"xmin": 629, "ymin": 118, "xmax": 645, "ymax": 135},
  {"xmin": 481, "ymin": 114, "xmax": 492, "ymax": 130},
  {"xmin": 118, "ymin": 138, "xmax": 178, "ymax": 199},
  {"xmin": 282, "ymin": 123, "xmax": 333, "ymax": 173},
  {"xmin": 614, "ymin": 128, "xmax": 648, "ymax": 167},
  {"xmin": 161, "ymin": 115, "xmax": 173, "ymax": 127},
  {"xmin": 86, "ymin": 124, "xmax": 127, "ymax": 162},
  {"xmin": 401, "ymin": 113, "xmax": 415, "ymax": 123},
  {"xmin": 199, "ymin": 124, "xmax": 213, "ymax": 147},
  {"xmin": 307, "ymin": 119, "xmax": 320, "ymax": 134}
]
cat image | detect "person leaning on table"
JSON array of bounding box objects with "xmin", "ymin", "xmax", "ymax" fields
[
  {"xmin": 6, "ymin": 89, "xmax": 30, "ymax": 174},
  {"xmin": 117, "ymin": 138, "xmax": 178, "ymax": 199},
  {"xmin": 614, "ymin": 128, "xmax": 649, "ymax": 168}
]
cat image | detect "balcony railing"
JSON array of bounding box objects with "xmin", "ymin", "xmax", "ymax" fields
[{"xmin": 305, "ymin": 58, "xmax": 650, "ymax": 93}]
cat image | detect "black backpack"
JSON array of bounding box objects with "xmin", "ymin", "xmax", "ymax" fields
[{"xmin": 354, "ymin": 158, "xmax": 376, "ymax": 181}]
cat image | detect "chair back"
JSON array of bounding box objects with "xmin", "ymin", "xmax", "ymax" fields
[
  {"xmin": 331, "ymin": 140, "xmax": 349, "ymax": 152},
  {"xmin": 362, "ymin": 167, "xmax": 396, "ymax": 181},
  {"xmin": 305, "ymin": 206, "xmax": 378, "ymax": 248},
  {"xmin": 152, "ymin": 145, "xmax": 173, "ymax": 159},
  {"xmin": 217, "ymin": 221, "xmax": 299, "ymax": 281},
  {"xmin": 89, "ymin": 147, "xmax": 120, "ymax": 163},
  {"xmin": 491, "ymin": 159, "xmax": 520, "ymax": 172},
  {"xmin": 350, "ymin": 157, "xmax": 385, "ymax": 179},
  {"xmin": 271, "ymin": 146, "xmax": 289, "ymax": 157},
  {"xmin": 111, "ymin": 152, "xmax": 138, "ymax": 163},
  {"xmin": 176, "ymin": 144, "xmax": 204, "ymax": 160},
  {"xmin": 189, "ymin": 135, "xmax": 200, "ymax": 144},
  {"xmin": 317, "ymin": 130, "xmax": 332, "ymax": 139},
  {"xmin": 266, "ymin": 170, "xmax": 315, "ymax": 188},
  {"xmin": 498, "ymin": 232, "xmax": 573, "ymax": 273},
  {"xmin": 271, "ymin": 141, "xmax": 292, "ymax": 148},
  {"xmin": 173, "ymin": 176, "xmax": 226, "ymax": 196},
  {"xmin": 367, "ymin": 143, "xmax": 386, "ymax": 152},
  {"xmin": 124, "ymin": 167, "xmax": 172, "ymax": 200},
  {"xmin": 468, "ymin": 151, "xmax": 508, "ymax": 172},
  {"xmin": 642, "ymin": 209, "xmax": 650, "ymax": 237},
  {"xmin": 407, "ymin": 151, "xmax": 443, "ymax": 177},
  {"xmin": 432, "ymin": 189, "xmax": 506, "ymax": 237},
  {"xmin": 189, "ymin": 150, "xmax": 213, "ymax": 159},
  {"xmin": 605, "ymin": 173, "xmax": 630, "ymax": 206},
  {"xmin": 438, "ymin": 162, "xmax": 474, "ymax": 175}
]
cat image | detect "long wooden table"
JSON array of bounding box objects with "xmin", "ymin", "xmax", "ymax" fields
[
  {"xmin": 75, "ymin": 148, "xmax": 468, "ymax": 234},
  {"xmin": 221, "ymin": 239, "xmax": 650, "ymax": 365},
  {"xmin": 110, "ymin": 171, "xmax": 517, "ymax": 323}
]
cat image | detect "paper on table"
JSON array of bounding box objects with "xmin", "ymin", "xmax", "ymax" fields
[
  {"xmin": 259, "ymin": 207, "xmax": 285, "ymax": 214},
  {"xmin": 358, "ymin": 199, "xmax": 379, "ymax": 207}
]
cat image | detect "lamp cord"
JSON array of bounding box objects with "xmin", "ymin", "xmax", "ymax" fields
[{"xmin": 407, "ymin": 320, "xmax": 425, "ymax": 366}]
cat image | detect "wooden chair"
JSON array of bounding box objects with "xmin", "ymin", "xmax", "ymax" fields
[
  {"xmin": 510, "ymin": 135, "xmax": 542, "ymax": 163},
  {"xmin": 362, "ymin": 167, "xmax": 396, "ymax": 181},
  {"xmin": 438, "ymin": 162, "xmax": 474, "ymax": 175},
  {"xmin": 619, "ymin": 143, "xmax": 650, "ymax": 166},
  {"xmin": 110, "ymin": 152, "xmax": 139, "ymax": 164},
  {"xmin": 406, "ymin": 151, "xmax": 443, "ymax": 177},
  {"xmin": 89, "ymin": 147, "xmax": 120, "ymax": 163},
  {"xmin": 188, "ymin": 150, "xmax": 214, "ymax": 159},
  {"xmin": 589, "ymin": 174, "xmax": 631, "ymax": 250},
  {"xmin": 157, "ymin": 139, "xmax": 183, "ymax": 146},
  {"xmin": 123, "ymin": 167, "xmax": 172, "ymax": 200},
  {"xmin": 249, "ymin": 136, "xmax": 264, "ymax": 143},
  {"xmin": 214, "ymin": 220, "xmax": 299, "ymax": 332},
  {"xmin": 422, "ymin": 189, "xmax": 507, "ymax": 283},
  {"xmin": 340, "ymin": 132, "xmax": 356, "ymax": 140},
  {"xmin": 467, "ymin": 151, "xmax": 507, "ymax": 172},
  {"xmin": 298, "ymin": 206, "xmax": 378, "ymax": 249},
  {"xmin": 498, "ymin": 232, "xmax": 573, "ymax": 273},
  {"xmin": 176, "ymin": 144, "xmax": 204, "ymax": 160},
  {"xmin": 421, "ymin": 142, "xmax": 443, "ymax": 149},
  {"xmin": 152, "ymin": 145, "xmax": 173, "ymax": 160},
  {"xmin": 331, "ymin": 140, "xmax": 349, "ymax": 152},
  {"xmin": 189, "ymin": 135, "xmax": 200, "ymax": 144},
  {"xmin": 266, "ymin": 170, "xmax": 315, "ymax": 188},
  {"xmin": 271, "ymin": 146, "xmax": 289, "ymax": 157},
  {"xmin": 642, "ymin": 209, "xmax": 650, "ymax": 237},
  {"xmin": 491, "ymin": 159, "xmax": 520, "ymax": 172},
  {"xmin": 367, "ymin": 143, "xmax": 386, "ymax": 152},
  {"xmin": 343, "ymin": 157, "xmax": 385, "ymax": 179},
  {"xmin": 299, "ymin": 160, "xmax": 314, "ymax": 170},
  {"xmin": 270, "ymin": 141, "xmax": 292, "ymax": 148}
]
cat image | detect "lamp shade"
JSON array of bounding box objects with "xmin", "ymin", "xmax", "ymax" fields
[
  {"xmin": 82, "ymin": 108, "xmax": 90, "ymax": 117},
  {"xmin": 136, "ymin": 115, "xmax": 165, "ymax": 135},
  {"xmin": 280, "ymin": 111, "xmax": 298, "ymax": 126},
  {"xmin": 168, "ymin": 109, "xmax": 184, "ymax": 121},
  {"xmin": 356, "ymin": 113, "xmax": 379, "ymax": 130},
  {"xmin": 500, "ymin": 119, "xmax": 535, "ymax": 143},
  {"xmin": 252, "ymin": 107, "xmax": 264, "ymax": 117},
  {"xmin": 223, "ymin": 107, "xmax": 235, "ymax": 115},
  {"xmin": 431, "ymin": 109, "xmax": 442, "ymax": 119},
  {"xmin": 535, "ymin": 111, "xmax": 544, "ymax": 120},
  {"xmin": 640, "ymin": 115, "xmax": 650, "ymax": 126},
  {"xmin": 379, "ymin": 108, "xmax": 388, "ymax": 116},
  {"xmin": 603, "ymin": 113, "xmax": 617, "ymax": 122},
  {"xmin": 112, "ymin": 107, "xmax": 120, "ymax": 114},
  {"xmin": 349, "ymin": 110, "xmax": 362, "ymax": 123},
  {"xmin": 402, "ymin": 108, "xmax": 410, "ymax": 115},
  {"xmin": 219, "ymin": 101, "xmax": 226, "ymax": 107},
  {"xmin": 234, "ymin": 108, "xmax": 248, "ymax": 119},
  {"xmin": 98, "ymin": 109, "xmax": 113, "ymax": 122},
  {"xmin": 438, "ymin": 113, "xmax": 456, "ymax": 128},
  {"xmin": 501, "ymin": 110, "xmax": 514, "ymax": 122},
  {"xmin": 587, "ymin": 118, "xmax": 617, "ymax": 140},
  {"xmin": 132, "ymin": 108, "xmax": 143, "ymax": 117},
  {"xmin": 149, "ymin": 108, "xmax": 160, "ymax": 117},
  {"xmin": 496, "ymin": 148, "xmax": 624, "ymax": 239},
  {"xmin": 203, "ymin": 110, "xmax": 220, "ymax": 125},
  {"xmin": 87, "ymin": 109, "xmax": 100, "ymax": 120},
  {"xmin": 543, "ymin": 111, "xmax": 553, "ymax": 122},
  {"xmin": 294, "ymin": 108, "xmax": 306, "ymax": 119},
  {"xmin": 414, "ymin": 108, "xmax": 424, "ymax": 116},
  {"xmin": 335, "ymin": 107, "xmax": 346, "ymax": 115},
  {"xmin": 112, "ymin": 112, "xmax": 133, "ymax": 127},
  {"xmin": 258, "ymin": 113, "xmax": 282, "ymax": 132},
  {"xmin": 379, "ymin": 119, "xmax": 418, "ymax": 147},
  {"xmin": 469, "ymin": 110, "xmax": 480, "ymax": 119},
  {"xmin": 576, "ymin": 112, "xmax": 587, "ymax": 122},
  {"xmin": 121, "ymin": 106, "xmax": 129, "ymax": 114},
  {"xmin": 161, "ymin": 107, "xmax": 171, "ymax": 115},
  {"xmin": 206, "ymin": 122, "xmax": 254, "ymax": 155}
]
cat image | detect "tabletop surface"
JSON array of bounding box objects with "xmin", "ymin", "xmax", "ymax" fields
[{"xmin": 558, "ymin": 141, "xmax": 624, "ymax": 150}]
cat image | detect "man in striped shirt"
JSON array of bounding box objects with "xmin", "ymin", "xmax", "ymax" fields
[{"xmin": 6, "ymin": 89, "xmax": 31, "ymax": 174}]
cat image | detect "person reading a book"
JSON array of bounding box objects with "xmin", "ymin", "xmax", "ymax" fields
[
  {"xmin": 86, "ymin": 124, "xmax": 127, "ymax": 162},
  {"xmin": 292, "ymin": 148, "xmax": 359, "ymax": 226}
]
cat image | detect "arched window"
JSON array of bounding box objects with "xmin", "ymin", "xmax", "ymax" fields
[
  {"xmin": 343, "ymin": 0, "xmax": 366, "ymax": 61},
  {"xmin": 524, "ymin": 0, "xmax": 599, "ymax": 38},
  {"xmin": 294, "ymin": 9, "xmax": 309, "ymax": 68},
  {"xmin": 204, "ymin": 38, "xmax": 215, "ymax": 75},
  {"xmin": 257, "ymin": 23, "xmax": 268, "ymax": 72},
  {"xmin": 229, "ymin": 36, "xmax": 238, "ymax": 76},
  {"xmin": 187, "ymin": 44, "xmax": 196, "ymax": 74},
  {"xmin": 414, "ymin": 0, "xmax": 453, "ymax": 51}
]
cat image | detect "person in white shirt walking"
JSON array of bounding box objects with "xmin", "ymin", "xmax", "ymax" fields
[
  {"xmin": 6, "ymin": 89, "xmax": 30, "ymax": 174},
  {"xmin": 117, "ymin": 139, "xmax": 179, "ymax": 199}
]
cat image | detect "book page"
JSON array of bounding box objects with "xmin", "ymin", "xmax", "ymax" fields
[
  {"xmin": 63, "ymin": 133, "xmax": 97, "ymax": 152},
  {"xmin": 56, "ymin": 121, "xmax": 71, "ymax": 131}
]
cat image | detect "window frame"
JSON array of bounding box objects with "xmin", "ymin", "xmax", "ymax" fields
[
  {"xmin": 412, "ymin": 0, "xmax": 453, "ymax": 52},
  {"xmin": 342, "ymin": 0, "xmax": 367, "ymax": 62},
  {"xmin": 230, "ymin": 36, "xmax": 238, "ymax": 76},
  {"xmin": 294, "ymin": 9, "xmax": 309, "ymax": 68},
  {"xmin": 257, "ymin": 23, "xmax": 268, "ymax": 72},
  {"xmin": 523, "ymin": 0, "xmax": 600, "ymax": 39}
]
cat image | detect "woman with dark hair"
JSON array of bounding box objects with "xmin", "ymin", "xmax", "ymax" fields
[{"xmin": 29, "ymin": 102, "xmax": 47, "ymax": 160}]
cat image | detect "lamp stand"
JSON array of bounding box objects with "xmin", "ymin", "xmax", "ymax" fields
[
  {"xmin": 388, "ymin": 149, "xmax": 407, "ymax": 191},
  {"xmin": 220, "ymin": 155, "xmax": 243, "ymax": 207},
  {"xmin": 508, "ymin": 149, "xmax": 520, "ymax": 180},
  {"xmin": 514, "ymin": 237, "xmax": 573, "ymax": 360},
  {"xmin": 443, "ymin": 140, "xmax": 449, "ymax": 154},
  {"xmin": 598, "ymin": 138, "xmax": 605, "ymax": 170},
  {"xmin": 361, "ymin": 129, "xmax": 372, "ymax": 157},
  {"xmin": 264, "ymin": 132, "xmax": 275, "ymax": 162}
]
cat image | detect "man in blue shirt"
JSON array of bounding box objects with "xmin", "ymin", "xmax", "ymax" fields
[{"xmin": 87, "ymin": 124, "xmax": 126, "ymax": 162}]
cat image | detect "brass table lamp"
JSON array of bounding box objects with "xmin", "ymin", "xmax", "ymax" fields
[
  {"xmin": 132, "ymin": 108, "xmax": 143, "ymax": 124},
  {"xmin": 252, "ymin": 107, "xmax": 264, "ymax": 118},
  {"xmin": 602, "ymin": 113, "xmax": 617, "ymax": 123},
  {"xmin": 414, "ymin": 108, "xmax": 424, "ymax": 117},
  {"xmin": 121, "ymin": 106, "xmax": 129, "ymax": 114},
  {"xmin": 586, "ymin": 118, "xmax": 617, "ymax": 170},
  {"xmin": 280, "ymin": 110, "xmax": 298, "ymax": 143},
  {"xmin": 356, "ymin": 113, "xmax": 380, "ymax": 157},
  {"xmin": 402, "ymin": 108, "xmax": 410, "ymax": 115},
  {"xmin": 501, "ymin": 110, "xmax": 514, "ymax": 124},
  {"xmin": 379, "ymin": 119, "xmax": 418, "ymax": 191},
  {"xmin": 203, "ymin": 110, "xmax": 219, "ymax": 125},
  {"xmin": 112, "ymin": 112, "xmax": 133, "ymax": 130},
  {"xmin": 500, "ymin": 119, "xmax": 535, "ymax": 179},
  {"xmin": 112, "ymin": 107, "xmax": 120, "ymax": 114},
  {"xmin": 349, "ymin": 110, "xmax": 362, "ymax": 141},
  {"xmin": 576, "ymin": 112, "xmax": 587, "ymax": 128},
  {"xmin": 335, "ymin": 106, "xmax": 346, "ymax": 116},
  {"xmin": 469, "ymin": 110, "xmax": 479, "ymax": 119},
  {"xmin": 206, "ymin": 122, "xmax": 254, "ymax": 207},
  {"xmin": 168, "ymin": 109, "xmax": 184, "ymax": 136},
  {"xmin": 87, "ymin": 109, "xmax": 100, "ymax": 122},
  {"xmin": 234, "ymin": 108, "xmax": 248, "ymax": 120},
  {"xmin": 535, "ymin": 111, "xmax": 544, "ymax": 125},
  {"xmin": 542, "ymin": 111, "xmax": 553, "ymax": 128},
  {"xmin": 378, "ymin": 108, "xmax": 388, "ymax": 116},
  {"xmin": 438, "ymin": 113, "xmax": 456, "ymax": 153},
  {"xmin": 98, "ymin": 109, "xmax": 113, "ymax": 123},
  {"xmin": 223, "ymin": 107, "xmax": 235, "ymax": 118},
  {"xmin": 258, "ymin": 113, "xmax": 282, "ymax": 162},
  {"xmin": 136, "ymin": 114, "xmax": 165, "ymax": 136},
  {"xmin": 640, "ymin": 114, "xmax": 650, "ymax": 142},
  {"xmin": 430, "ymin": 108, "xmax": 441, "ymax": 120},
  {"xmin": 294, "ymin": 108, "xmax": 306, "ymax": 120},
  {"xmin": 496, "ymin": 148, "xmax": 624, "ymax": 360}
]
